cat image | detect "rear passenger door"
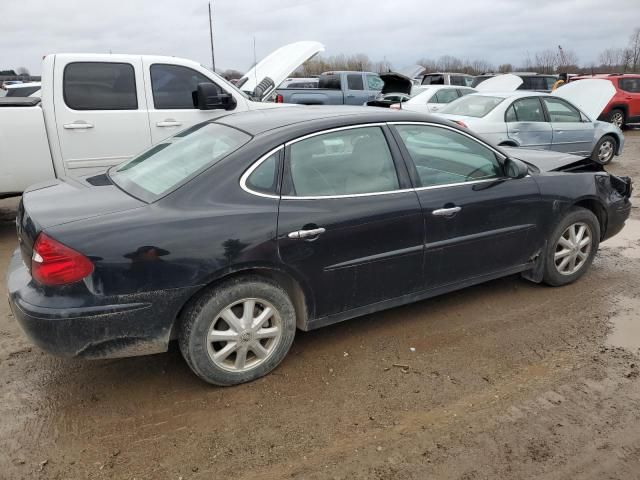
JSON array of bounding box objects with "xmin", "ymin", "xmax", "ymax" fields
[
  {"xmin": 277, "ymin": 125, "xmax": 424, "ymax": 319},
  {"xmin": 53, "ymin": 57, "xmax": 152, "ymax": 176},
  {"xmin": 504, "ymin": 97, "xmax": 552, "ymax": 149},
  {"xmin": 143, "ymin": 58, "xmax": 234, "ymax": 144},
  {"xmin": 542, "ymin": 97, "xmax": 594, "ymax": 155},
  {"xmin": 344, "ymin": 73, "xmax": 368, "ymax": 105}
]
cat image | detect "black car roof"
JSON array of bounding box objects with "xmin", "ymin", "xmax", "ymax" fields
[{"xmin": 214, "ymin": 105, "xmax": 444, "ymax": 136}]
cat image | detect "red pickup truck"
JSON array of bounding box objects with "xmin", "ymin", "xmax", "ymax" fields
[{"xmin": 570, "ymin": 73, "xmax": 640, "ymax": 128}]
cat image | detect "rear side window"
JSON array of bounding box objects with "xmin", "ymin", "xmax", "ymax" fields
[
  {"xmin": 319, "ymin": 74, "xmax": 341, "ymax": 89},
  {"xmin": 509, "ymin": 97, "xmax": 545, "ymax": 122},
  {"xmin": 245, "ymin": 151, "xmax": 280, "ymax": 195},
  {"xmin": 542, "ymin": 97, "xmax": 581, "ymax": 122},
  {"xmin": 395, "ymin": 125, "xmax": 502, "ymax": 187},
  {"xmin": 347, "ymin": 74, "xmax": 364, "ymax": 91},
  {"xmin": 151, "ymin": 64, "xmax": 221, "ymax": 109},
  {"xmin": 619, "ymin": 78, "xmax": 640, "ymax": 93},
  {"xmin": 64, "ymin": 62, "xmax": 137, "ymax": 110},
  {"xmin": 287, "ymin": 127, "xmax": 399, "ymax": 197}
]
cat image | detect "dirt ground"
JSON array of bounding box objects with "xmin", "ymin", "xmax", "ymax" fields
[{"xmin": 1, "ymin": 131, "xmax": 640, "ymax": 480}]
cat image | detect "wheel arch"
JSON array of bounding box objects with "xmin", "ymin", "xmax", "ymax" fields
[
  {"xmin": 498, "ymin": 139, "xmax": 519, "ymax": 147},
  {"xmin": 170, "ymin": 265, "xmax": 314, "ymax": 340},
  {"xmin": 571, "ymin": 197, "xmax": 607, "ymax": 240}
]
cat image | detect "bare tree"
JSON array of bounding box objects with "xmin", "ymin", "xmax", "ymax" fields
[
  {"xmin": 629, "ymin": 27, "xmax": 640, "ymax": 72},
  {"xmin": 16, "ymin": 66, "xmax": 30, "ymax": 76},
  {"xmin": 498, "ymin": 63, "xmax": 513, "ymax": 73},
  {"xmin": 533, "ymin": 49, "xmax": 558, "ymax": 74}
]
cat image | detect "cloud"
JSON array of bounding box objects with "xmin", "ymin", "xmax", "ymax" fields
[{"xmin": 1, "ymin": 0, "xmax": 638, "ymax": 74}]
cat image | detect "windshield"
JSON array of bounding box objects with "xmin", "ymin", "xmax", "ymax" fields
[
  {"xmin": 441, "ymin": 95, "xmax": 504, "ymax": 118},
  {"xmin": 110, "ymin": 123, "xmax": 251, "ymax": 202}
]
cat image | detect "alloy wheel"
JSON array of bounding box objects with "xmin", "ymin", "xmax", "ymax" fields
[
  {"xmin": 206, "ymin": 298, "xmax": 282, "ymax": 372},
  {"xmin": 597, "ymin": 139, "xmax": 614, "ymax": 163},
  {"xmin": 554, "ymin": 222, "xmax": 592, "ymax": 276},
  {"xmin": 611, "ymin": 112, "xmax": 624, "ymax": 128}
]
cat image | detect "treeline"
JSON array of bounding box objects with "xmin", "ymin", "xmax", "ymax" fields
[{"xmin": 294, "ymin": 27, "xmax": 640, "ymax": 77}]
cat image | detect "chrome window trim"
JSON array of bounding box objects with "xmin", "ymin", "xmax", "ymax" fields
[
  {"xmin": 413, "ymin": 177, "xmax": 501, "ymax": 192},
  {"xmin": 281, "ymin": 188, "xmax": 414, "ymax": 201},
  {"xmin": 284, "ymin": 123, "xmax": 386, "ymax": 146},
  {"xmin": 239, "ymin": 145, "xmax": 284, "ymax": 199}
]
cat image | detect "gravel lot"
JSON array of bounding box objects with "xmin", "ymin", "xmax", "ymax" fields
[{"xmin": 1, "ymin": 130, "xmax": 639, "ymax": 479}]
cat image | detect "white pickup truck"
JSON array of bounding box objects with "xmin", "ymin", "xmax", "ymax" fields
[{"xmin": 0, "ymin": 41, "xmax": 324, "ymax": 197}]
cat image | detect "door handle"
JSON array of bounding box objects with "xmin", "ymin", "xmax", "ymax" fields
[
  {"xmin": 63, "ymin": 121, "xmax": 94, "ymax": 129},
  {"xmin": 288, "ymin": 227, "xmax": 326, "ymax": 239},
  {"xmin": 432, "ymin": 206, "xmax": 461, "ymax": 217},
  {"xmin": 156, "ymin": 120, "xmax": 182, "ymax": 127}
]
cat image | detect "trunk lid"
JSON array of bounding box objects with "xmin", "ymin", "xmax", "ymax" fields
[
  {"xmin": 551, "ymin": 79, "xmax": 616, "ymax": 120},
  {"xmin": 17, "ymin": 177, "xmax": 144, "ymax": 267},
  {"xmin": 237, "ymin": 41, "xmax": 325, "ymax": 101},
  {"xmin": 475, "ymin": 73, "xmax": 523, "ymax": 92},
  {"xmin": 379, "ymin": 72, "xmax": 414, "ymax": 95}
]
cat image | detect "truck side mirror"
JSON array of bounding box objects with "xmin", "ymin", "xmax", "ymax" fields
[{"xmin": 195, "ymin": 83, "xmax": 237, "ymax": 111}]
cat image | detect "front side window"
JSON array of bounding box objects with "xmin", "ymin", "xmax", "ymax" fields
[
  {"xmin": 151, "ymin": 64, "xmax": 221, "ymax": 109},
  {"xmin": 509, "ymin": 97, "xmax": 545, "ymax": 122},
  {"xmin": 347, "ymin": 74, "xmax": 364, "ymax": 91},
  {"xmin": 542, "ymin": 97, "xmax": 581, "ymax": 122},
  {"xmin": 110, "ymin": 123, "xmax": 250, "ymax": 201},
  {"xmin": 287, "ymin": 127, "xmax": 399, "ymax": 197},
  {"xmin": 440, "ymin": 95, "xmax": 504, "ymax": 117},
  {"xmin": 366, "ymin": 74, "xmax": 384, "ymax": 91},
  {"xmin": 64, "ymin": 62, "xmax": 137, "ymax": 110},
  {"xmin": 433, "ymin": 88, "xmax": 460, "ymax": 104},
  {"xmin": 395, "ymin": 125, "xmax": 502, "ymax": 188}
]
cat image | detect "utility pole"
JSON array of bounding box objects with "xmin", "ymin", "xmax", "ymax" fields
[{"xmin": 208, "ymin": 1, "xmax": 216, "ymax": 72}]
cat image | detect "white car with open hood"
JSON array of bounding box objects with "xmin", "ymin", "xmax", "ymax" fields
[
  {"xmin": 0, "ymin": 41, "xmax": 324, "ymax": 197},
  {"xmin": 436, "ymin": 77, "xmax": 624, "ymax": 164}
]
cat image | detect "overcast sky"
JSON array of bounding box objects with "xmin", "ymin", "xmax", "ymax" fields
[{"xmin": 1, "ymin": 0, "xmax": 639, "ymax": 75}]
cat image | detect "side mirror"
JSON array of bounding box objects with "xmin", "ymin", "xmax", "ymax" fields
[
  {"xmin": 504, "ymin": 157, "xmax": 528, "ymax": 179},
  {"xmin": 195, "ymin": 83, "xmax": 237, "ymax": 111}
]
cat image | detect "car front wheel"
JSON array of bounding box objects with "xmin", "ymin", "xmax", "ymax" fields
[
  {"xmin": 591, "ymin": 135, "xmax": 616, "ymax": 165},
  {"xmin": 542, "ymin": 207, "xmax": 600, "ymax": 286},
  {"xmin": 179, "ymin": 276, "xmax": 297, "ymax": 385}
]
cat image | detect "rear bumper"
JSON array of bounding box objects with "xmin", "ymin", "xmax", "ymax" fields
[{"xmin": 7, "ymin": 249, "xmax": 198, "ymax": 359}]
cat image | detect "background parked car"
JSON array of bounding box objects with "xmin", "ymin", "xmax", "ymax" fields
[
  {"xmin": 419, "ymin": 72, "xmax": 474, "ymax": 86},
  {"xmin": 275, "ymin": 71, "xmax": 383, "ymax": 105},
  {"xmin": 393, "ymin": 85, "xmax": 476, "ymax": 113},
  {"xmin": 472, "ymin": 72, "xmax": 558, "ymax": 92},
  {"xmin": 437, "ymin": 81, "xmax": 622, "ymax": 164},
  {"xmin": 4, "ymin": 82, "xmax": 41, "ymax": 97},
  {"xmin": 1, "ymin": 80, "xmax": 23, "ymax": 90},
  {"xmin": 570, "ymin": 74, "xmax": 640, "ymax": 128}
]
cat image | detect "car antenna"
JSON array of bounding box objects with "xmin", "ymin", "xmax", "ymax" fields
[{"xmin": 253, "ymin": 36, "xmax": 258, "ymax": 96}]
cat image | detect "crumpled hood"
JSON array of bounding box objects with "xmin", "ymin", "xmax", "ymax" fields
[{"xmin": 500, "ymin": 146, "xmax": 592, "ymax": 172}]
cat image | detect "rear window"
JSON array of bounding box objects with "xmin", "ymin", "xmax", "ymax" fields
[
  {"xmin": 64, "ymin": 62, "xmax": 137, "ymax": 110},
  {"xmin": 421, "ymin": 74, "xmax": 444, "ymax": 85},
  {"xmin": 441, "ymin": 95, "xmax": 504, "ymax": 117},
  {"xmin": 110, "ymin": 123, "xmax": 250, "ymax": 202}
]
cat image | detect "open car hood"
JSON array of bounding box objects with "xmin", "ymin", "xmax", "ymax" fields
[
  {"xmin": 551, "ymin": 79, "xmax": 616, "ymax": 120},
  {"xmin": 396, "ymin": 64, "xmax": 426, "ymax": 80},
  {"xmin": 379, "ymin": 72, "xmax": 414, "ymax": 95},
  {"xmin": 475, "ymin": 74, "xmax": 523, "ymax": 92},
  {"xmin": 237, "ymin": 41, "xmax": 325, "ymax": 101}
]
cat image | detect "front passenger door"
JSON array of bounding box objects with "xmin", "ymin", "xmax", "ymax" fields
[{"xmin": 392, "ymin": 123, "xmax": 543, "ymax": 289}]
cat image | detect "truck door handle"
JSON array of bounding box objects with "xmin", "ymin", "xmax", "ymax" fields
[
  {"xmin": 63, "ymin": 121, "xmax": 94, "ymax": 129},
  {"xmin": 156, "ymin": 120, "xmax": 182, "ymax": 127},
  {"xmin": 432, "ymin": 206, "xmax": 461, "ymax": 217},
  {"xmin": 288, "ymin": 227, "xmax": 326, "ymax": 239}
]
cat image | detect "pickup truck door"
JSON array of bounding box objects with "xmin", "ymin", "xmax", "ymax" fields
[
  {"xmin": 344, "ymin": 73, "xmax": 369, "ymax": 105},
  {"xmin": 53, "ymin": 56, "xmax": 153, "ymax": 176},
  {"xmin": 142, "ymin": 57, "xmax": 241, "ymax": 144}
]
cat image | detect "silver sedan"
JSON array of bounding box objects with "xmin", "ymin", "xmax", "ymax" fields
[{"xmin": 437, "ymin": 91, "xmax": 624, "ymax": 164}]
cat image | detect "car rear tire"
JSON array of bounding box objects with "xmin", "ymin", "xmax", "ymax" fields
[
  {"xmin": 179, "ymin": 276, "xmax": 296, "ymax": 386},
  {"xmin": 542, "ymin": 207, "xmax": 600, "ymax": 287},
  {"xmin": 590, "ymin": 135, "xmax": 616, "ymax": 165},
  {"xmin": 607, "ymin": 109, "xmax": 625, "ymax": 129}
]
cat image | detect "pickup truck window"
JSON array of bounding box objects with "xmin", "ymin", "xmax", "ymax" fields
[
  {"xmin": 318, "ymin": 74, "xmax": 341, "ymax": 89},
  {"xmin": 346, "ymin": 74, "xmax": 364, "ymax": 91},
  {"xmin": 64, "ymin": 62, "xmax": 137, "ymax": 110},
  {"xmin": 110, "ymin": 123, "xmax": 250, "ymax": 202},
  {"xmin": 151, "ymin": 64, "xmax": 221, "ymax": 109}
]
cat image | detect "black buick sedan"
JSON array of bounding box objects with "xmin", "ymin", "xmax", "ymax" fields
[{"xmin": 8, "ymin": 106, "xmax": 632, "ymax": 385}]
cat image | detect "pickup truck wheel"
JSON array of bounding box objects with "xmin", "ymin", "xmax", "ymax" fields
[
  {"xmin": 179, "ymin": 276, "xmax": 296, "ymax": 386},
  {"xmin": 542, "ymin": 207, "xmax": 600, "ymax": 287},
  {"xmin": 591, "ymin": 135, "xmax": 616, "ymax": 165},
  {"xmin": 607, "ymin": 109, "xmax": 625, "ymax": 129}
]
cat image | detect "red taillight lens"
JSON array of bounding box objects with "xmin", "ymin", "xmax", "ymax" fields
[
  {"xmin": 31, "ymin": 233, "xmax": 93, "ymax": 286},
  {"xmin": 275, "ymin": 94, "xmax": 284, "ymax": 103},
  {"xmin": 453, "ymin": 120, "xmax": 468, "ymax": 128}
]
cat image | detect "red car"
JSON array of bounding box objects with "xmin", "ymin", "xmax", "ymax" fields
[{"xmin": 570, "ymin": 74, "xmax": 640, "ymax": 128}]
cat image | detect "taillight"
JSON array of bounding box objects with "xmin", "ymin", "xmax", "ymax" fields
[
  {"xmin": 453, "ymin": 120, "xmax": 468, "ymax": 128},
  {"xmin": 275, "ymin": 94, "xmax": 284, "ymax": 103},
  {"xmin": 390, "ymin": 103, "xmax": 401, "ymax": 110},
  {"xmin": 31, "ymin": 233, "xmax": 93, "ymax": 286}
]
